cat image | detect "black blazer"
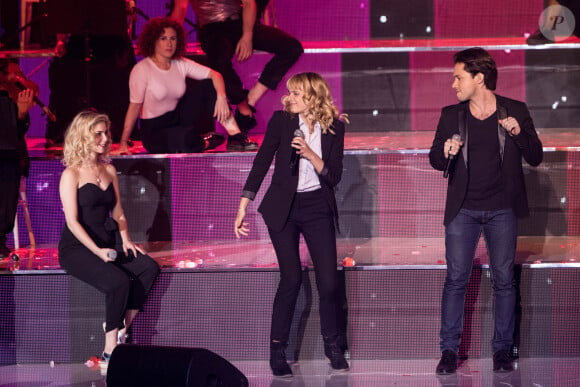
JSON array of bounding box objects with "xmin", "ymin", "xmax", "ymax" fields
[
  {"xmin": 429, "ymin": 95, "xmax": 543, "ymax": 226},
  {"xmin": 242, "ymin": 110, "xmax": 345, "ymax": 232}
]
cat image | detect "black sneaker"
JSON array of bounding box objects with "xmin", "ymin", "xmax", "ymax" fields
[
  {"xmin": 202, "ymin": 133, "xmax": 225, "ymax": 151},
  {"xmin": 227, "ymin": 133, "xmax": 258, "ymax": 151},
  {"xmin": 436, "ymin": 349, "xmax": 458, "ymax": 374},
  {"xmin": 234, "ymin": 107, "xmax": 257, "ymax": 133},
  {"xmin": 493, "ymin": 350, "xmax": 514, "ymax": 373}
]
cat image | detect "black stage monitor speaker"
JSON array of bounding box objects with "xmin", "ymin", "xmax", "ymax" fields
[{"xmin": 107, "ymin": 344, "xmax": 249, "ymax": 387}]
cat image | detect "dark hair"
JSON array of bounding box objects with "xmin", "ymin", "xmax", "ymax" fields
[
  {"xmin": 453, "ymin": 47, "xmax": 497, "ymax": 91},
  {"xmin": 138, "ymin": 17, "xmax": 186, "ymax": 59}
]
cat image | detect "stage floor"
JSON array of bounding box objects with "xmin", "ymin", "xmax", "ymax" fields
[
  {"xmin": 2, "ymin": 236, "xmax": 580, "ymax": 273},
  {"xmin": 1, "ymin": 357, "xmax": 579, "ymax": 386},
  {"xmin": 23, "ymin": 127, "xmax": 580, "ymax": 159},
  {"xmin": 2, "ymin": 36, "xmax": 580, "ymax": 59}
]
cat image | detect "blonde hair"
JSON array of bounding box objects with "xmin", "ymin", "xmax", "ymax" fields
[
  {"xmin": 282, "ymin": 72, "xmax": 348, "ymax": 134},
  {"xmin": 62, "ymin": 111, "xmax": 112, "ymax": 167}
]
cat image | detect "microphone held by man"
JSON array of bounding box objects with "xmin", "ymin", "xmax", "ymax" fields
[{"xmin": 443, "ymin": 134, "xmax": 463, "ymax": 178}]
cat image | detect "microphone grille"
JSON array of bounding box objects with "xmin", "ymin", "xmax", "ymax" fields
[{"xmin": 293, "ymin": 129, "xmax": 305, "ymax": 138}]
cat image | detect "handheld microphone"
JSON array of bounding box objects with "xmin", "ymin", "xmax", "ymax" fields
[
  {"xmin": 443, "ymin": 134, "xmax": 462, "ymax": 178},
  {"xmin": 290, "ymin": 129, "xmax": 305, "ymax": 173},
  {"xmin": 107, "ymin": 250, "xmax": 117, "ymax": 260}
]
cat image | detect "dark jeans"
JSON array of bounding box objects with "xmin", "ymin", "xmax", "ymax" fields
[
  {"xmin": 198, "ymin": 20, "xmax": 303, "ymax": 105},
  {"xmin": 440, "ymin": 208, "xmax": 517, "ymax": 353},
  {"xmin": 140, "ymin": 79, "xmax": 216, "ymax": 154},
  {"xmin": 268, "ymin": 190, "xmax": 341, "ymax": 342}
]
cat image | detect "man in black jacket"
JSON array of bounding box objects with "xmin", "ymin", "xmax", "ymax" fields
[{"xmin": 429, "ymin": 48, "xmax": 543, "ymax": 374}]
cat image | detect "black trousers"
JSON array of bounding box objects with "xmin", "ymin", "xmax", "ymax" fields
[
  {"xmin": 140, "ymin": 79, "xmax": 216, "ymax": 154},
  {"xmin": 267, "ymin": 189, "xmax": 342, "ymax": 342},
  {"xmin": 59, "ymin": 246, "xmax": 160, "ymax": 332},
  {"xmin": 198, "ymin": 20, "xmax": 303, "ymax": 105},
  {"xmin": 0, "ymin": 157, "xmax": 19, "ymax": 246}
]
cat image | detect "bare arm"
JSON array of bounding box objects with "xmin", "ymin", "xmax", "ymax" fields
[
  {"xmin": 170, "ymin": 0, "xmax": 190, "ymax": 24},
  {"xmin": 119, "ymin": 102, "xmax": 142, "ymax": 154},
  {"xmin": 236, "ymin": 0, "xmax": 257, "ymax": 61},
  {"xmin": 207, "ymin": 70, "xmax": 231, "ymax": 123},
  {"xmin": 109, "ymin": 164, "xmax": 145, "ymax": 256},
  {"xmin": 60, "ymin": 168, "xmax": 115, "ymax": 262}
]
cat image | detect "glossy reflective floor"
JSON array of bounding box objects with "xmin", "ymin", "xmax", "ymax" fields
[
  {"xmin": 1, "ymin": 358, "xmax": 580, "ymax": 386},
  {"xmin": 3, "ymin": 235, "xmax": 580, "ymax": 274}
]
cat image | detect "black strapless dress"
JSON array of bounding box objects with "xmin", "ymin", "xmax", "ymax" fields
[
  {"xmin": 57, "ymin": 182, "xmax": 160, "ymax": 334},
  {"xmin": 59, "ymin": 183, "xmax": 119, "ymax": 254}
]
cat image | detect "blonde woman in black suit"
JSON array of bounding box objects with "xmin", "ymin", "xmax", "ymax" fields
[{"xmin": 235, "ymin": 72, "xmax": 349, "ymax": 377}]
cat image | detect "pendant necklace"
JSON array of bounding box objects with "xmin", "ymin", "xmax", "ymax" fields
[{"xmin": 93, "ymin": 165, "xmax": 102, "ymax": 185}]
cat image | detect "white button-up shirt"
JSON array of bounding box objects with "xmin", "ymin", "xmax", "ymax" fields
[{"xmin": 297, "ymin": 117, "xmax": 322, "ymax": 192}]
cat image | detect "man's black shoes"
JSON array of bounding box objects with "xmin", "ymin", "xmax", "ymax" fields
[
  {"xmin": 436, "ymin": 349, "xmax": 458, "ymax": 374},
  {"xmin": 493, "ymin": 350, "xmax": 514, "ymax": 373}
]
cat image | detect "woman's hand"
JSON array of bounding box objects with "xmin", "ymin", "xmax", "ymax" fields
[
  {"xmin": 234, "ymin": 207, "xmax": 250, "ymax": 239},
  {"xmin": 214, "ymin": 95, "xmax": 231, "ymax": 124},
  {"xmin": 291, "ymin": 137, "xmax": 315, "ymax": 160},
  {"xmin": 97, "ymin": 248, "xmax": 117, "ymax": 263},
  {"xmin": 122, "ymin": 239, "xmax": 146, "ymax": 257},
  {"xmin": 114, "ymin": 141, "xmax": 133, "ymax": 155}
]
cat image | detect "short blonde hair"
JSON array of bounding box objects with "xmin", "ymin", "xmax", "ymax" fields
[
  {"xmin": 282, "ymin": 72, "xmax": 348, "ymax": 134},
  {"xmin": 62, "ymin": 111, "xmax": 112, "ymax": 167}
]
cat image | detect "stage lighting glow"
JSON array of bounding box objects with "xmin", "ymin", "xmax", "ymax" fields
[
  {"xmin": 379, "ymin": 15, "xmax": 387, "ymax": 23},
  {"xmin": 35, "ymin": 182, "xmax": 49, "ymax": 192}
]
